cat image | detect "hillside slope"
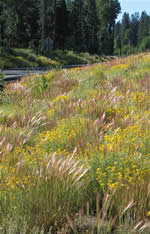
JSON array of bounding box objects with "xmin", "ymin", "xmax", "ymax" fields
[
  {"xmin": 0, "ymin": 48, "xmax": 111, "ymax": 69},
  {"xmin": 0, "ymin": 53, "xmax": 150, "ymax": 233}
]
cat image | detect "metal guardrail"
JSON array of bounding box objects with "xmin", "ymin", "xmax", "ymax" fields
[
  {"xmin": 1, "ymin": 64, "xmax": 90, "ymax": 83},
  {"xmin": 2, "ymin": 69, "xmax": 48, "ymax": 83}
]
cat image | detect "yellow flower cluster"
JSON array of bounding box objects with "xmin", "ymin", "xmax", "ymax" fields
[
  {"xmin": 96, "ymin": 154, "xmax": 150, "ymax": 190},
  {"xmin": 37, "ymin": 117, "xmax": 89, "ymax": 153},
  {"xmin": 52, "ymin": 95, "xmax": 69, "ymax": 104},
  {"xmin": 132, "ymin": 91, "xmax": 148, "ymax": 104},
  {"xmin": 111, "ymin": 63, "xmax": 129, "ymax": 71},
  {"xmin": 97, "ymin": 124, "xmax": 145, "ymax": 153}
]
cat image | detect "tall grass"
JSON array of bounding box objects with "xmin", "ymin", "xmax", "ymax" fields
[{"xmin": 0, "ymin": 52, "xmax": 150, "ymax": 232}]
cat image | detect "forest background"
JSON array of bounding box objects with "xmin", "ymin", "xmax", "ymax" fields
[{"xmin": 0, "ymin": 0, "xmax": 150, "ymax": 57}]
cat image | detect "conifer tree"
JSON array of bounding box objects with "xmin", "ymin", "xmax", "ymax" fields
[
  {"xmin": 72, "ymin": 0, "xmax": 85, "ymax": 51},
  {"xmin": 54, "ymin": 0, "xmax": 68, "ymax": 50},
  {"xmin": 138, "ymin": 11, "xmax": 150, "ymax": 45},
  {"xmin": 97, "ymin": 0, "xmax": 121, "ymax": 55},
  {"xmin": 84, "ymin": 0, "xmax": 98, "ymax": 53}
]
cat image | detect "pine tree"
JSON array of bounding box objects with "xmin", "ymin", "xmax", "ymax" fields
[
  {"xmin": 72, "ymin": 0, "xmax": 85, "ymax": 51},
  {"xmin": 0, "ymin": 0, "xmax": 18, "ymax": 47},
  {"xmin": 54, "ymin": 0, "xmax": 68, "ymax": 50},
  {"xmin": 97, "ymin": 0, "xmax": 121, "ymax": 55},
  {"xmin": 138, "ymin": 11, "xmax": 150, "ymax": 45},
  {"xmin": 84, "ymin": 0, "xmax": 98, "ymax": 53},
  {"xmin": 40, "ymin": 0, "xmax": 47, "ymax": 48},
  {"xmin": 130, "ymin": 13, "xmax": 139, "ymax": 48},
  {"xmin": 121, "ymin": 12, "xmax": 130, "ymax": 46},
  {"xmin": 114, "ymin": 21, "xmax": 122, "ymax": 55},
  {"xmin": 1, "ymin": 0, "xmax": 39, "ymax": 48}
]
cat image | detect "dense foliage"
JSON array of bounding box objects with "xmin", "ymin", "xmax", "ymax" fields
[
  {"xmin": 1, "ymin": 1, "xmax": 150, "ymax": 56},
  {"xmin": 115, "ymin": 11, "xmax": 150, "ymax": 55},
  {"xmin": 0, "ymin": 0, "xmax": 121, "ymax": 55}
]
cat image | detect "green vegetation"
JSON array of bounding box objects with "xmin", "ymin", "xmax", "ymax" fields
[
  {"xmin": 0, "ymin": 0, "xmax": 120, "ymax": 55},
  {"xmin": 1, "ymin": 1, "xmax": 150, "ymax": 59},
  {"xmin": 50, "ymin": 50, "xmax": 112, "ymax": 66},
  {"xmin": 0, "ymin": 48, "xmax": 59, "ymax": 69},
  {"xmin": 1, "ymin": 53, "xmax": 150, "ymax": 233},
  {"xmin": 115, "ymin": 11, "xmax": 150, "ymax": 55},
  {"xmin": 0, "ymin": 48, "xmax": 112, "ymax": 69}
]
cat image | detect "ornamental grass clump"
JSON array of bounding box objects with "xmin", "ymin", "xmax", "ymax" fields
[{"xmin": 10, "ymin": 152, "xmax": 89, "ymax": 232}]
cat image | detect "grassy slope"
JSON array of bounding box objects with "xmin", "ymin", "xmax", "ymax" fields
[
  {"xmin": 0, "ymin": 48, "xmax": 113, "ymax": 69},
  {"xmin": 0, "ymin": 48, "xmax": 59, "ymax": 69},
  {"xmin": 1, "ymin": 53, "xmax": 150, "ymax": 233}
]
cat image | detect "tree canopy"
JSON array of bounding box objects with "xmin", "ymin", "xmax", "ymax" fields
[
  {"xmin": 114, "ymin": 11, "xmax": 150, "ymax": 55},
  {"xmin": 0, "ymin": 0, "xmax": 121, "ymax": 55}
]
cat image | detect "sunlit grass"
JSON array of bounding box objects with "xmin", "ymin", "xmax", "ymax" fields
[
  {"xmin": 1, "ymin": 52, "xmax": 150, "ymax": 232},
  {"xmin": 0, "ymin": 48, "xmax": 58, "ymax": 69},
  {"xmin": 0, "ymin": 48, "xmax": 112, "ymax": 69}
]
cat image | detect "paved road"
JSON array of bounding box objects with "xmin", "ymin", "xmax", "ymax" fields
[{"xmin": 0, "ymin": 68, "xmax": 48, "ymax": 82}]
